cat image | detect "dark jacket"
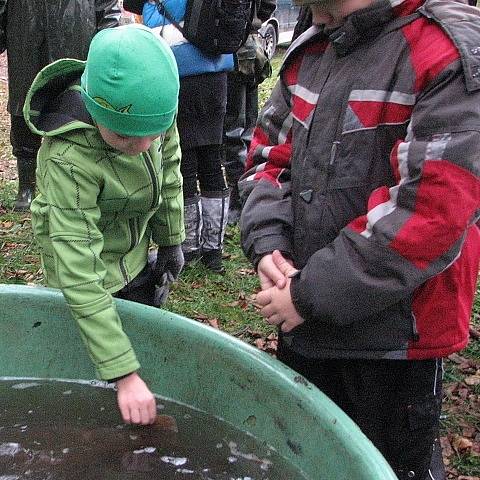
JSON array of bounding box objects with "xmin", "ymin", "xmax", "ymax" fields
[
  {"xmin": 0, "ymin": 0, "xmax": 6, "ymax": 52},
  {"xmin": 240, "ymin": 0, "xmax": 480, "ymax": 360},
  {"xmin": 4, "ymin": 0, "xmax": 120, "ymax": 116}
]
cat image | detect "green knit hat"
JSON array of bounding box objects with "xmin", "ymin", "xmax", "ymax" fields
[{"xmin": 81, "ymin": 24, "xmax": 179, "ymax": 137}]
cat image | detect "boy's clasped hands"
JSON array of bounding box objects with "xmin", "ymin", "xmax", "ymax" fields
[{"xmin": 256, "ymin": 250, "xmax": 305, "ymax": 333}]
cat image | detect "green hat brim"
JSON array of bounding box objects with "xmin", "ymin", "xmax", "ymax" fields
[{"xmin": 81, "ymin": 89, "xmax": 176, "ymax": 137}]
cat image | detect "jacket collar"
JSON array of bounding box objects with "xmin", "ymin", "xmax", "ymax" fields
[
  {"xmin": 283, "ymin": 0, "xmax": 425, "ymax": 68},
  {"xmin": 329, "ymin": 0, "xmax": 425, "ymax": 56}
]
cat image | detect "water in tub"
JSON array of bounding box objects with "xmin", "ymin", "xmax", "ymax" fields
[{"xmin": 0, "ymin": 378, "xmax": 308, "ymax": 479}]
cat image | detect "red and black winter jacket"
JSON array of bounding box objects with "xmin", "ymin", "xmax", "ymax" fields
[{"xmin": 240, "ymin": 0, "xmax": 480, "ymax": 360}]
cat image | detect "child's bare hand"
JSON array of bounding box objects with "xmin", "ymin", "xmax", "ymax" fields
[
  {"xmin": 271, "ymin": 250, "xmax": 298, "ymax": 278},
  {"xmin": 256, "ymin": 278, "xmax": 304, "ymax": 332},
  {"xmin": 257, "ymin": 250, "xmax": 295, "ymax": 290},
  {"xmin": 116, "ymin": 372, "xmax": 156, "ymax": 425}
]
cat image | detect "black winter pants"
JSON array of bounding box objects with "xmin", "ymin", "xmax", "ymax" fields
[
  {"xmin": 277, "ymin": 343, "xmax": 445, "ymax": 480},
  {"xmin": 181, "ymin": 145, "xmax": 227, "ymax": 199},
  {"xmin": 223, "ymin": 72, "xmax": 259, "ymax": 192},
  {"xmin": 113, "ymin": 254, "xmax": 168, "ymax": 307},
  {"xmin": 10, "ymin": 114, "xmax": 42, "ymax": 160}
]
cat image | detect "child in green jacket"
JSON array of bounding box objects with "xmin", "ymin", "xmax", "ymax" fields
[{"xmin": 24, "ymin": 24, "xmax": 185, "ymax": 425}]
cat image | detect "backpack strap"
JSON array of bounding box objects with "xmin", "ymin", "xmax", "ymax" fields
[
  {"xmin": 154, "ymin": 0, "xmax": 185, "ymax": 38},
  {"xmin": 155, "ymin": 0, "xmax": 252, "ymax": 55}
]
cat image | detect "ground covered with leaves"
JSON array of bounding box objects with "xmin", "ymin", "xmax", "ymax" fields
[{"xmin": 0, "ymin": 50, "xmax": 479, "ymax": 479}]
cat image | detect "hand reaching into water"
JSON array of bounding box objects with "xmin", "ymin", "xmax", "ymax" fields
[{"xmin": 116, "ymin": 372, "xmax": 156, "ymax": 425}]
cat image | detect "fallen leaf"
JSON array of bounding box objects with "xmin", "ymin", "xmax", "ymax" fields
[
  {"xmin": 462, "ymin": 426, "xmax": 477, "ymax": 438},
  {"xmin": 237, "ymin": 268, "xmax": 256, "ymax": 276},
  {"xmin": 448, "ymin": 353, "xmax": 468, "ymax": 365},
  {"xmin": 458, "ymin": 387, "xmax": 470, "ymax": 400},
  {"xmin": 207, "ymin": 318, "xmax": 219, "ymax": 329},
  {"xmin": 469, "ymin": 327, "xmax": 480, "ymax": 339},
  {"xmin": 464, "ymin": 375, "xmax": 480, "ymax": 386},
  {"xmin": 458, "ymin": 362, "xmax": 477, "ymax": 374},
  {"xmin": 245, "ymin": 328, "xmax": 263, "ymax": 338},
  {"xmin": 446, "ymin": 464, "xmax": 458, "ymax": 476},
  {"xmin": 265, "ymin": 340, "xmax": 278, "ymax": 353},
  {"xmin": 224, "ymin": 300, "xmax": 241, "ymax": 308},
  {"xmin": 444, "ymin": 383, "xmax": 460, "ymax": 397},
  {"xmin": 154, "ymin": 414, "xmax": 178, "ymax": 433},
  {"xmin": 441, "ymin": 436, "xmax": 454, "ymax": 458},
  {"xmin": 451, "ymin": 434, "xmax": 473, "ymax": 453}
]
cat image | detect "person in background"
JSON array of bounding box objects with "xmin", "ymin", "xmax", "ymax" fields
[
  {"xmin": 239, "ymin": 0, "xmax": 480, "ymax": 478},
  {"xmin": 124, "ymin": 0, "xmax": 234, "ymax": 273},
  {"xmin": 222, "ymin": 0, "xmax": 276, "ymax": 226},
  {"xmin": 25, "ymin": 25, "xmax": 184, "ymax": 424},
  {"xmin": 0, "ymin": 0, "xmax": 120, "ymax": 211}
]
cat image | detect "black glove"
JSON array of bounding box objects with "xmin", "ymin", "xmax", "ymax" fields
[{"xmin": 153, "ymin": 245, "xmax": 184, "ymax": 285}]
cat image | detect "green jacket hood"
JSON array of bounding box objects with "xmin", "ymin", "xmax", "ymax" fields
[{"xmin": 23, "ymin": 58, "xmax": 97, "ymax": 138}]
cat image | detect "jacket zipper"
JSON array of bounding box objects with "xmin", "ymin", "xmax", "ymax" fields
[
  {"xmin": 328, "ymin": 140, "xmax": 341, "ymax": 173},
  {"xmin": 118, "ymin": 219, "xmax": 139, "ymax": 287},
  {"xmin": 119, "ymin": 217, "xmax": 140, "ymax": 287},
  {"xmin": 302, "ymin": 51, "xmax": 348, "ymax": 191},
  {"xmin": 302, "ymin": 48, "xmax": 336, "ymax": 171},
  {"xmin": 117, "ymin": 151, "xmax": 157, "ymax": 286},
  {"xmin": 323, "ymin": 69, "xmax": 355, "ymax": 184},
  {"xmin": 143, "ymin": 151, "xmax": 160, "ymax": 209},
  {"xmin": 129, "ymin": 218, "xmax": 139, "ymax": 250},
  {"xmin": 411, "ymin": 312, "xmax": 420, "ymax": 342},
  {"xmin": 119, "ymin": 257, "xmax": 129, "ymax": 286}
]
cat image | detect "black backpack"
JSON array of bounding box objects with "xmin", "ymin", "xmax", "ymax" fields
[{"xmin": 155, "ymin": 0, "xmax": 253, "ymax": 56}]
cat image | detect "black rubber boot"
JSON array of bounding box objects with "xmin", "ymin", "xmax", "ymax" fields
[
  {"xmin": 14, "ymin": 156, "xmax": 36, "ymax": 212},
  {"xmin": 227, "ymin": 184, "xmax": 242, "ymax": 226},
  {"xmin": 201, "ymin": 248, "xmax": 224, "ymax": 274}
]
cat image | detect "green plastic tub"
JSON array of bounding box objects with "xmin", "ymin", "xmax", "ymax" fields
[{"xmin": 0, "ymin": 284, "xmax": 397, "ymax": 479}]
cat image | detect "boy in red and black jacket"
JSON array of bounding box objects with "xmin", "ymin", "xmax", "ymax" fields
[{"xmin": 240, "ymin": 1, "xmax": 480, "ymax": 478}]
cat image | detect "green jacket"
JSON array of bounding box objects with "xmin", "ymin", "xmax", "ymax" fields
[{"xmin": 25, "ymin": 59, "xmax": 185, "ymax": 380}]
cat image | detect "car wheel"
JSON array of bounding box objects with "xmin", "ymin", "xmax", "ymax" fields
[{"xmin": 263, "ymin": 23, "xmax": 277, "ymax": 59}]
